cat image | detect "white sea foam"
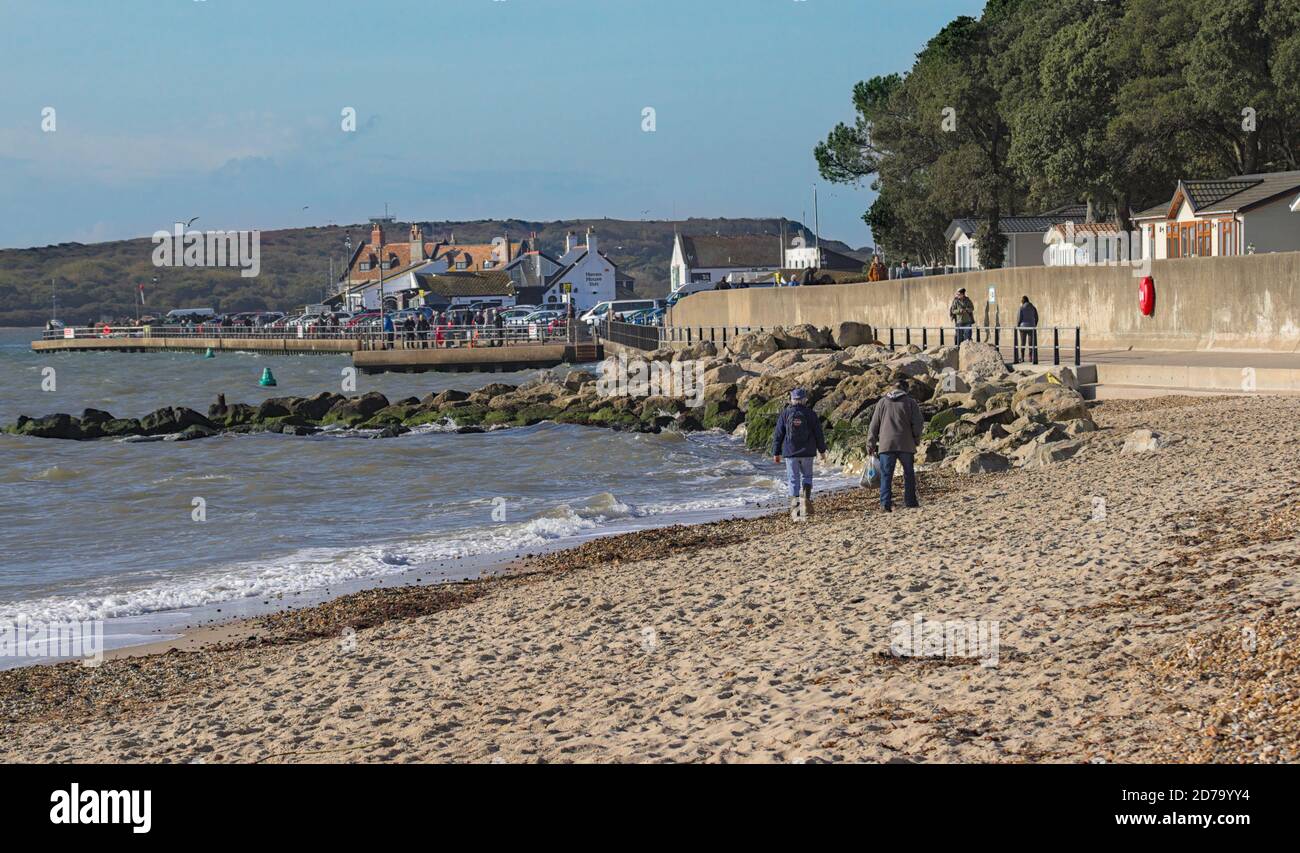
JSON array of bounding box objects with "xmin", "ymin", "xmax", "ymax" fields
[{"xmin": 1, "ymin": 491, "xmax": 655, "ymax": 624}]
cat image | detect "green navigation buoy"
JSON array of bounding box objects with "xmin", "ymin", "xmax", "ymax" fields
[
  {"xmin": 258, "ymin": 367, "xmax": 277, "ymax": 387},
  {"xmin": 203, "ymin": 348, "xmax": 215, "ymax": 359}
]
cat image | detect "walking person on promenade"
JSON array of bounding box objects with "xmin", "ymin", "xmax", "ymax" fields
[
  {"xmin": 867, "ymin": 378, "xmax": 925, "ymax": 512},
  {"xmin": 382, "ymin": 312, "xmax": 395, "ymax": 350},
  {"xmin": 416, "ymin": 313, "xmax": 430, "ymax": 349},
  {"xmin": 772, "ymin": 388, "xmax": 827, "ymax": 517},
  {"xmin": 493, "ymin": 307, "xmax": 505, "ymax": 347},
  {"xmin": 1016, "ymin": 295, "xmax": 1039, "ymax": 363},
  {"xmin": 950, "ymin": 287, "xmax": 975, "ymax": 344}
]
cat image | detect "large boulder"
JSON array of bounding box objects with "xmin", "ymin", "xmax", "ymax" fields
[
  {"xmin": 927, "ymin": 345, "xmax": 961, "ymax": 371},
  {"xmin": 1012, "ymin": 384, "xmax": 1091, "ymax": 423},
  {"xmin": 762, "ymin": 350, "xmax": 807, "ymax": 372},
  {"xmin": 1121, "ymin": 428, "xmax": 1171, "ymax": 454},
  {"xmin": 958, "ymin": 341, "xmax": 1007, "ymax": 380},
  {"xmin": 948, "ymin": 449, "xmax": 1011, "ymax": 474},
  {"xmin": 772, "ymin": 324, "xmax": 833, "ymax": 350},
  {"xmin": 322, "ymin": 391, "xmax": 390, "ymax": 426},
  {"xmin": 1014, "ymin": 366, "xmax": 1080, "ymax": 393},
  {"xmin": 1017, "ymin": 439, "xmax": 1085, "ymax": 469},
  {"xmin": 727, "ymin": 331, "xmax": 780, "ymax": 358},
  {"xmin": 140, "ymin": 407, "xmax": 215, "ymax": 436},
  {"xmin": 10, "ymin": 413, "xmax": 85, "ymax": 440},
  {"xmin": 674, "ymin": 340, "xmax": 717, "ymax": 362},
  {"xmin": 832, "ymin": 321, "xmax": 875, "ymax": 349},
  {"xmin": 702, "ymin": 363, "xmax": 753, "ymax": 385}
]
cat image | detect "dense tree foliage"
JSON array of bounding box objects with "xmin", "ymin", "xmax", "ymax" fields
[{"xmin": 817, "ymin": 0, "xmax": 1300, "ymax": 262}]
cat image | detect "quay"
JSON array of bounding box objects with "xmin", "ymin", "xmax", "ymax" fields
[{"xmin": 32, "ymin": 326, "xmax": 603, "ymax": 373}]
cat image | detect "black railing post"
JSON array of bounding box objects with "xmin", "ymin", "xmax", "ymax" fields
[
  {"xmin": 905, "ymin": 327, "xmax": 911, "ymax": 347},
  {"xmin": 889, "ymin": 328, "xmax": 895, "ymax": 350},
  {"xmin": 940, "ymin": 327, "xmax": 945, "ymax": 346},
  {"xmin": 922, "ymin": 327, "xmax": 928, "ymax": 348},
  {"xmin": 1053, "ymin": 327, "xmax": 1060, "ymax": 365},
  {"xmin": 1074, "ymin": 327, "xmax": 1081, "ymax": 367}
]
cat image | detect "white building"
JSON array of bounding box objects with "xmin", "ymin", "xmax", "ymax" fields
[
  {"xmin": 946, "ymin": 205, "xmax": 1087, "ymax": 271},
  {"xmin": 540, "ymin": 228, "xmax": 617, "ymax": 312},
  {"xmin": 670, "ymin": 234, "xmax": 784, "ymax": 296},
  {"xmin": 1043, "ymin": 222, "xmax": 1144, "ymax": 266},
  {"xmin": 1132, "ymin": 170, "xmax": 1300, "ymax": 259}
]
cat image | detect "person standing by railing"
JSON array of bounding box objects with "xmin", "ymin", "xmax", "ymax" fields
[
  {"xmin": 1016, "ymin": 296, "xmax": 1039, "ymax": 364},
  {"xmin": 383, "ymin": 313, "xmax": 395, "ymax": 350},
  {"xmin": 950, "ymin": 288, "xmax": 975, "ymax": 344}
]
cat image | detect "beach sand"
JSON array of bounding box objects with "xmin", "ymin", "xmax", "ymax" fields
[{"xmin": 2, "ymin": 394, "xmax": 1298, "ymax": 763}]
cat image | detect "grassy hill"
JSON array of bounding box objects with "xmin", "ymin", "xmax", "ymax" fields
[{"xmin": 0, "ymin": 218, "xmax": 866, "ymax": 326}]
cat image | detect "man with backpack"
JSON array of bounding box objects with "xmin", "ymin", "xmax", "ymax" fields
[
  {"xmin": 867, "ymin": 378, "xmax": 925, "ymax": 512},
  {"xmin": 772, "ymin": 388, "xmax": 827, "ymax": 517}
]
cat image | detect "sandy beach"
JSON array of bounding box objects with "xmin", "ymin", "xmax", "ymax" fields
[{"xmin": 3, "ymin": 393, "xmax": 1298, "ymax": 763}]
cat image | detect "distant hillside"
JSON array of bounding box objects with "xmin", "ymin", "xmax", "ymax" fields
[{"xmin": 0, "ymin": 218, "xmax": 866, "ymax": 326}]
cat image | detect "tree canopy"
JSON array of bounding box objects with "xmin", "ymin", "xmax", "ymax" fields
[{"xmin": 816, "ymin": 0, "xmax": 1300, "ymax": 266}]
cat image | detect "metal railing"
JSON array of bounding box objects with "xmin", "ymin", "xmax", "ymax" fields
[
  {"xmin": 601, "ymin": 320, "xmax": 662, "ymax": 351},
  {"xmin": 41, "ymin": 323, "xmax": 570, "ymax": 348},
  {"xmin": 882, "ymin": 325, "xmax": 1081, "ymax": 366},
  {"xmin": 662, "ymin": 325, "xmax": 769, "ymax": 346}
]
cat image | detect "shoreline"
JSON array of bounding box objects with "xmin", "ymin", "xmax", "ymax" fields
[
  {"xmin": 3, "ymin": 394, "xmax": 1298, "ymax": 763},
  {"xmin": 29, "ymin": 476, "xmax": 884, "ymax": 667}
]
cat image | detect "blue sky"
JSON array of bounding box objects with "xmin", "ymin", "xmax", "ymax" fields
[{"xmin": 0, "ymin": 0, "xmax": 984, "ymax": 250}]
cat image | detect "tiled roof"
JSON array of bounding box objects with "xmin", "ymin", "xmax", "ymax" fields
[
  {"xmin": 1046, "ymin": 221, "xmax": 1122, "ymax": 236},
  {"xmin": 1135, "ymin": 170, "xmax": 1300, "ymax": 220},
  {"xmin": 1184, "ymin": 180, "xmax": 1260, "ymax": 210},
  {"xmin": 680, "ymin": 234, "xmax": 783, "ymax": 268},
  {"xmin": 435, "ymin": 241, "xmax": 519, "ymax": 271},
  {"xmin": 1189, "ymin": 170, "xmax": 1300, "ymax": 213},
  {"xmin": 414, "ymin": 271, "xmax": 514, "ymax": 298},
  {"xmin": 348, "ymin": 240, "xmax": 439, "ymax": 282},
  {"xmin": 947, "ymin": 213, "xmax": 1082, "ymax": 238}
]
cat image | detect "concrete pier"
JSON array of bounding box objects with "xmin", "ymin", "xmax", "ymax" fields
[{"xmin": 32, "ymin": 334, "xmax": 602, "ymax": 373}]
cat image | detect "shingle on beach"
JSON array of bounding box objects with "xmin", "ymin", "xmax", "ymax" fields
[{"xmin": 2, "ymin": 395, "xmax": 1298, "ymax": 763}]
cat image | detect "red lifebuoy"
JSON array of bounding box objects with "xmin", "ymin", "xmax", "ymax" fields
[{"xmin": 1139, "ymin": 276, "xmax": 1155, "ymax": 316}]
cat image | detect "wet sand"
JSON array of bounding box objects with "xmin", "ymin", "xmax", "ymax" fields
[{"xmin": 2, "ymin": 395, "xmax": 1298, "ymax": 763}]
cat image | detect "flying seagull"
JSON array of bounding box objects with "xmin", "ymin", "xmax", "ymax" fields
[{"xmin": 184, "ymin": 217, "xmax": 199, "ymax": 228}]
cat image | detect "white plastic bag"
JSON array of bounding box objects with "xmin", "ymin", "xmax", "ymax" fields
[{"xmin": 860, "ymin": 454, "xmax": 879, "ymax": 487}]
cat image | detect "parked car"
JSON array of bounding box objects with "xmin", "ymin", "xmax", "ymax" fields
[
  {"xmin": 580, "ymin": 299, "xmax": 663, "ymax": 326},
  {"xmin": 501, "ymin": 306, "xmax": 540, "ymax": 326}
]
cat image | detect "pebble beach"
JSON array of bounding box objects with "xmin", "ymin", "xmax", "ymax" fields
[{"xmin": 2, "ymin": 394, "xmax": 1298, "ymax": 763}]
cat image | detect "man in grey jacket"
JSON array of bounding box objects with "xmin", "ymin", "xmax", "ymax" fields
[{"xmin": 867, "ymin": 378, "xmax": 925, "ymax": 512}]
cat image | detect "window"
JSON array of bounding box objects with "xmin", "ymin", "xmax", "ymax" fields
[
  {"xmin": 1220, "ymin": 219, "xmax": 1238, "ymax": 256},
  {"xmin": 455, "ymin": 261, "xmax": 468, "ymax": 270}
]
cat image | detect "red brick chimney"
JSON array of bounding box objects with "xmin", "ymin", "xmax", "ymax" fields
[{"xmin": 371, "ymin": 222, "xmax": 384, "ymax": 251}]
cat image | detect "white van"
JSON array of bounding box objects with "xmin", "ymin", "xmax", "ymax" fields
[
  {"xmin": 165, "ymin": 308, "xmax": 217, "ymax": 322},
  {"xmin": 581, "ymin": 299, "xmax": 662, "ymax": 325}
]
